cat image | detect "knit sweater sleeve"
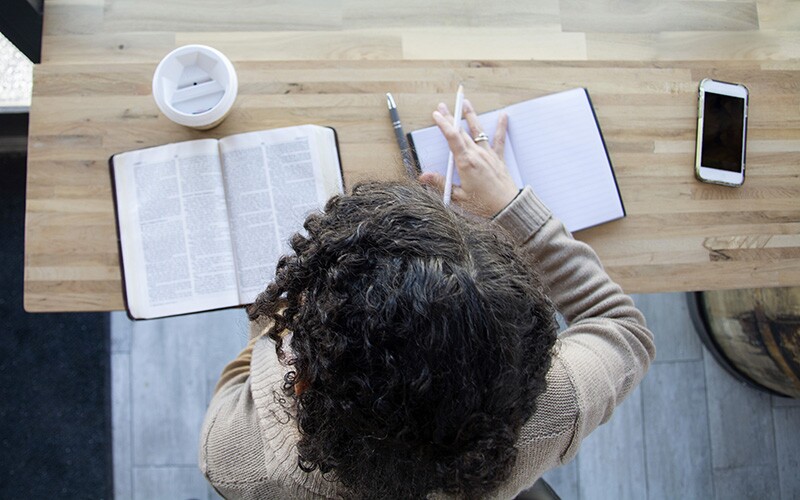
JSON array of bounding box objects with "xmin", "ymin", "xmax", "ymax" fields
[
  {"xmin": 494, "ymin": 187, "xmax": 655, "ymax": 465},
  {"xmin": 199, "ymin": 318, "xmax": 301, "ymax": 499}
]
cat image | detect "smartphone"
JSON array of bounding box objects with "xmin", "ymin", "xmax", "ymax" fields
[{"xmin": 695, "ymin": 78, "xmax": 749, "ymax": 187}]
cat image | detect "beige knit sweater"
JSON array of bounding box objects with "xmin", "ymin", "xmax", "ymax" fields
[{"xmin": 199, "ymin": 187, "xmax": 656, "ymax": 499}]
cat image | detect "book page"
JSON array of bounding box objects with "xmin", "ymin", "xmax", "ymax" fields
[
  {"xmin": 219, "ymin": 125, "xmax": 342, "ymax": 304},
  {"xmin": 112, "ymin": 139, "xmax": 239, "ymax": 319},
  {"xmin": 504, "ymin": 88, "xmax": 624, "ymax": 232},
  {"xmin": 409, "ymin": 111, "xmax": 524, "ymax": 188}
]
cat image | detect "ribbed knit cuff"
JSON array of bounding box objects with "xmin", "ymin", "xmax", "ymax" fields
[{"xmin": 492, "ymin": 186, "xmax": 553, "ymax": 246}]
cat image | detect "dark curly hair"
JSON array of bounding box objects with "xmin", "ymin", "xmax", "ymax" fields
[{"xmin": 247, "ymin": 181, "xmax": 558, "ymax": 499}]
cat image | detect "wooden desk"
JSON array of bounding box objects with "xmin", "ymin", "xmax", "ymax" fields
[{"xmin": 26, "ymin": 3, "xmax": 800, "ymax": 312}]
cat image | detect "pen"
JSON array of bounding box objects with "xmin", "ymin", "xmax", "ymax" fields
[
  {"xmin": 386, "ymin": 93, "xmax": 416, "ymax": 178},
  {"xmin": 443, "ymin": 84, "xmax": 464, "ymax": 205}
]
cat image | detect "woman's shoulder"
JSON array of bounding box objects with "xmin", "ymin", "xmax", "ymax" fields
[
  {"xmin": 518, "ymin": 350, "xmax": 580, "ymax": 447},
  {"xmin": 200, "ymin": 375, "xmax": 272, "ymax": 489},
  {"xmin": 202, "ymin": 336, "xmax": 341, "ymax": 498}
]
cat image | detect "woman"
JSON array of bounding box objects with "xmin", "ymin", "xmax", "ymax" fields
[{"xmin": 200, "ymin": 99, "xmax": 655, "ymax": 499}]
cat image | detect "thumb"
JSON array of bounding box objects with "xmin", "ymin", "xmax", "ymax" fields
[
  {"xmin": 419, "ymin": 172, "xmax": 469, "ymax": 206},
  {"xmin": 418, "ymin": 172, "xmax": 447, "ymax": 193}
]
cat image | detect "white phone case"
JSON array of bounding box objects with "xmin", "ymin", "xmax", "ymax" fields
[{"xmin": 695, "ymin": 78, "xmax": 748, "ymax": 187}]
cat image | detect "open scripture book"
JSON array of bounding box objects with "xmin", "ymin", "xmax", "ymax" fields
[
  {"xmin": 110, "ymin": 125, "xmax": 343, "ymax": 320},
  {"xmin": 409, "ymin": 88, "xmax": 625, "ymax": 233}
]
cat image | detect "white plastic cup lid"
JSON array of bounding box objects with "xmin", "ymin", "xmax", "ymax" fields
[{"xmin": 152, "ymin": 45, "xmax": 238, "ymax": 129}]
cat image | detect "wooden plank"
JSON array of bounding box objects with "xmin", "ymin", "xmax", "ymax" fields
[
  {"xmin": 111, "ymin": 352, "xmax": 133, "ymax": 500},
  {"xmin": 561, "ymin": 0, "xmax": 759, "ymax": 33},
  {"xmin": 757, "ymin": 0, "xmax": 800, "ymax": 30},
  {"xmin": 202, "ymin": 309, "xmax": 250, "ymax": 404},
  {"xmin": 132, "ymin": 466, "xmax": 212, "ymax": 500},
  {"xmin": 176, "ymin": 31, "xmax": 402, "ymax": 61},
  {"xmin": 713, "ymin": 465, "xmax": 780, "ymax": 500},
  {"xmin": 698, "ymin": 288, "xmax": 785, "ymax": 500},
  {"xmin": 703, "ymin": 351, "xmax": 776, "ymax": 470},
  {"xmin": 773, "ymin": 407, "xmax": 800, "ymax": 499},
  {"xmin": 772, "ymin": 395, "xmax": 800, "ymax": 408},
  {"xmin": 401, "ymin": 29, "xmax": 586, "ymax": 60},
  {"xmin": 43, "ymin": 33, "xmax": 176, "ymax": 64},
  {"xmin": 587, "ymin": 32, "xmax": 800, "ymax": 61},
  {"xmin": 577, "ymin": 386, "xmax": 647, "ymax": 500},
  {"xmin": 110, "ymin": 310, "xmax": 132, "ymax": 353},
  {"xmin": 112, "ymin": 310, "xmax": 239, "ymax": 498},
  {"xmin": 342, "ymin": 0, "xmax": 561, "ymax": 30},
  {"xmin": 641, "ymin": 361, "xmax": 714, "ymax": 500},
  {"xmin": 131, "ymin": 316, "xmax": 209, "ymax": 466},
  {"xmin": 102, "ymin": 0, "xmax": 343, "ymax": 32},
  {"xmin": 632, "ymin": 293, "xmax": 702, "ymax": 362},
  {"xmin": 24, "ymin": 280, "xmax": 126, "ymax": 312},
  {"xmin": 42, "ymin": 2, "xmax": 103, "ymax": 37},
  {"xmin": 540, "ymin": 459, "xmax": 578, "ymax": 500}
]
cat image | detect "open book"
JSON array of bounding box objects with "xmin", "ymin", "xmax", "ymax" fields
[
  {"xmin": 409, "ymin": 88, "xmax": 625, "ymax": 232},
  {"xmin": 110, "ymin": 125, "xmax": 343, "ymax": 320}
]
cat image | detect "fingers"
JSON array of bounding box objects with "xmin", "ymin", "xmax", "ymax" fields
[
  {"xmin": 432, "ymin": 108, "xmax": 468, "ymax": 158},
  {"xmin": 418, "ymin": 172, "xmax": 445, "ymax": 193},
  {"xmin": 493, "ymin": 112, "xmax": 507, "ymax": 158},
  {"xmin": 463, "ymin": 99, "xmax": 489, "ymax": 150},
  {"xmin": 427, "ymin": 98, "xmax": 516, "ymax": 217},
  {"xmin": 436, "ymin": 102, "xmax": 453, "ymax": 122},
  {"xmin": 450, "ymin": 184, "xmax": 469, "ymax": 203},
  {"xmin": 418, "ymin": 172, "xmax": 469, "ymax": 203}
]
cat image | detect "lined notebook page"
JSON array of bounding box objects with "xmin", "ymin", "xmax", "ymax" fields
[
  {"xmin": 409, "ymin": 110, "xmax": 524, "ymax": 188},
  {"xmin": 505, "ymin": 88, "xmax": 624, "ymax": 232}
]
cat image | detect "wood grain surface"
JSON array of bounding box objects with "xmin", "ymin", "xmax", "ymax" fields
[{"xmin": 26, "ymin": 1, "xmax": 800, "ymax": 312}]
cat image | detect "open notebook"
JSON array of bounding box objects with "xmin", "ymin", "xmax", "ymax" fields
[{"xmin": 408, "ymin": 88, "xmax": 625, "ymax": 232}]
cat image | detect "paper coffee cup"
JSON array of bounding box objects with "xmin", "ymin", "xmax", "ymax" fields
[{"xmin": 152, "ymin": 45, "xmax": 238, "ymax": 130}]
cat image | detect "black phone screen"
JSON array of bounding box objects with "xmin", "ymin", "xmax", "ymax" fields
[{"xmin": 701, "ymin": 92, "xmax": 745, "ymax": 173}]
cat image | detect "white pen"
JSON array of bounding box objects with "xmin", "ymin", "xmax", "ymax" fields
[{"xmin": 443, "ymin": 83, "xmax": 464, "ymax": 205}]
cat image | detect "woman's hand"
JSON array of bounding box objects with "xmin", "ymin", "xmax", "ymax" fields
[{"xmin": 419, "ymin": 99, "xmax": 519, "ymax": 218}]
